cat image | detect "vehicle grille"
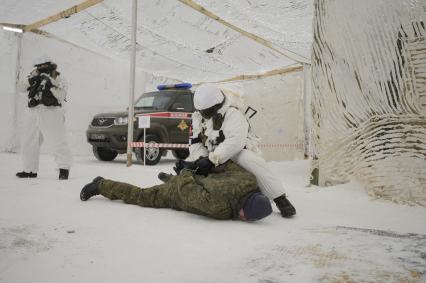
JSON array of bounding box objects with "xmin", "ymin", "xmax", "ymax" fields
[
  {"xmin": 88, "ymin": 136, "xmax": 110, "ymax": 142},
  {"xmin": 91, "ymin": 117, "xmax": 115, "ymax": 127}
]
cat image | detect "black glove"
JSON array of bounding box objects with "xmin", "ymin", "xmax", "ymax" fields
[
  {"xmin": 194, "ymin": 157, "xmax": 215, "ymax": 176},
  {"xmin": 173, "ymin": 160, "xmax": 197, "ymax": 175}
]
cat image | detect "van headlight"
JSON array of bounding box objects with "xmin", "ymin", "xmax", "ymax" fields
[{"xmin": 114, "ymin": 116, "xmax": 128, "ymax": 125}]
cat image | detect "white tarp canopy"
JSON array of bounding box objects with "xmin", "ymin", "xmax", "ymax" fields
[
  {"xmin": 0, "ymin": 0, "xmax": 313, "ymax": 83},
  {"xmin": 0, "ymin": 0, "xmax": 313, "ymax": 160}
]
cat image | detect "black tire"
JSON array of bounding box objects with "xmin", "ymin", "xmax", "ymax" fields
[
  {"xmin": 134, "ymin": 135, "xmax": 163, "ymax": 165},
  {"xmin": 92, "ymin": 146, "xmax": 118, "ymax": 161},
  {"xmin": 172, "ymin": 149, "xmax": 189, "ymax": 160}
]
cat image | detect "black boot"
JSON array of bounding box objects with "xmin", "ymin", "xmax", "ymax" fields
[
  {"xmin": 80, "ymin": 177, "xmax": 104, "ymax": 201},
  {"xmin": 16, "ymin": 171, "xmax": 37, "ymax": 178},
  {"xmin": 59, "ymin": 169, "xmax": 69, "ymax": 180},
  {"xmin": 158, "ymin": 172, "xmax": 173, "ymax": 183},
  {"xmin": 274, "ymin": 194, "xmax": 296, "ymax": 218}
]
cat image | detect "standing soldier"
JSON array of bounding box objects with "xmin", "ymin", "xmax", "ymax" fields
[
  {"xmin": 80, "ymin": 161, "xmax": 272, "ymax": 221},
  {"xmin": 16, "ymin": 56, "xmax": 72, "ymax": 180}
]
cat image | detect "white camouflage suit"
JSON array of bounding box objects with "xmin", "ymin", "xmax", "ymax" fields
[
  {"xmin": 19, "ymin": 68, "xmax": 72, "ymax": 173},
  {"xmin": 188, "ymin": 90, "xmax": 286, "ymax": 200}
]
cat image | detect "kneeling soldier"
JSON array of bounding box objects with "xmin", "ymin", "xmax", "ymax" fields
[{"xmin": 80, "ymin": 161, "xmax": 272, "ymax": 221}]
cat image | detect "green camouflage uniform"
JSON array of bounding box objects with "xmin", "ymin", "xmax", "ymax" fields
[{"xmin": 98, "ymin": 161, "xmax": 259, "ymax": 219}]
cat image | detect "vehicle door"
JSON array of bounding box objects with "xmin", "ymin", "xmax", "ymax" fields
[{"xmin": 168, "ymin": 93, "xmax": 193, "ymax": 143}]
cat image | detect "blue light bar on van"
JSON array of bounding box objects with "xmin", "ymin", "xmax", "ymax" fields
[{"xmin": 157, "ymin": 83, "xmax": 192, "ymax": 90}]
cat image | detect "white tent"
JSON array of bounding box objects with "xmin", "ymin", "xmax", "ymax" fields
[
  {"xmin": 0, "ymin": 0, "xmax": 313, "ymax": 159},
  {"xmin": 2, "ymin": 0, "xmax": 424, "ymax": 206},
  {"xmin": 1, "ymin": 0, "xmax": 312, "ymax": 82}
]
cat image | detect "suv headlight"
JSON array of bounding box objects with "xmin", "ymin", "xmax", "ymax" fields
[{"xmin": 114, "ymin": 116, "xmax": 128, "ymax": 125}]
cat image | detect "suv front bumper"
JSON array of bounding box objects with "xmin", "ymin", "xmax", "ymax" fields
[{"xmin": 86, "ymin": 126, "xmax": 128, "ymax": 153}]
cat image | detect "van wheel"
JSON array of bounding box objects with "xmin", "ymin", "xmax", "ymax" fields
[
  {"xmin": 172, "ymin": 149, "xmax": 189, "ymax": 160},
  {"xmin": 134, "ymin": 135, "xmax": 163, "ymax": 165},
  {"xmin": 93, "ymin": 146, "xmax": 118, "ymax": 161}
]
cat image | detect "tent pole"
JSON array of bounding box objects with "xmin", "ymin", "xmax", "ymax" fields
[
  {"xmin": 126, "ymin": 0, "xmax": 138, "ymax": 167},
  {"xmin": 10, "ymin": 33, "xmax": 23, "ymax": 152}
]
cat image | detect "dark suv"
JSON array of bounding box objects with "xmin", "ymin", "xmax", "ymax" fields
[{"xmin": 86, "ymin": 84, "xmax": 194, "ymax": 165}]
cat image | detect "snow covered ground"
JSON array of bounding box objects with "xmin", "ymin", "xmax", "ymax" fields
[{"xmin": 0, "ymin": 152, "xmax": 425, "ymax": 283}]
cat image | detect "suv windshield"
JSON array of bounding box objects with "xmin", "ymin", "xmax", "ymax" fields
[{"xmin": 134, "ymin": 92, "xmax": 173, "ymax": 109}]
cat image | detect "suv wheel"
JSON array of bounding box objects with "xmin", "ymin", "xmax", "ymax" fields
[
  {"xmin": 93, "ymin": 146, "xmax": 118, "ymax": 161},
  {"xmin": 172, "ymin": 149, "xmax": 189, "ymax": 160},
  {"xmin": 134, "ymin": 135, "xmax": 163, "ymax": 165}
]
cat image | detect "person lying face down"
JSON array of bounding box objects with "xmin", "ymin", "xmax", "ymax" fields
[{"xmin": 80, "ymin": 160, "xmax": 272, "ymax": 221}]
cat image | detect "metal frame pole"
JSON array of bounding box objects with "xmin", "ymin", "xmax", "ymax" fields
[
  {"xmin": 143, "ymin": 128, "xmax": 146, "ymax": 166},
  {"xmin": 10, "ymin": 33, "xmax": 23, "ymax": 152},
  {"xmin": 126, "ymin": 0, "xmax": 138, "ymax": 166}
]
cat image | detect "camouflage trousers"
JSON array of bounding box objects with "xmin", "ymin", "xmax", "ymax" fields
[{"xmin": 98, "ymin": 161, "xmax": 259, "ymax": 220}]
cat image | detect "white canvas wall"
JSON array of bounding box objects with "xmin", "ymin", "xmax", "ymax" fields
[
  {"xmin": 234, "ymin": 73, "xmax": 305, "ymax": 161},
  {"xmin": 211, "ymin": 72, "xmax": 306, "ymax": 161},
  {"xmin": 0, "ymin": 31, "xmax": 175, "ymax": 156},
  {"xmin": 0, "ymin": 31, "xmax": 20, "ymax": 152},
  {"xmin": 0, "ymin": 31, "xmax": 305, "ymax": 161}
]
